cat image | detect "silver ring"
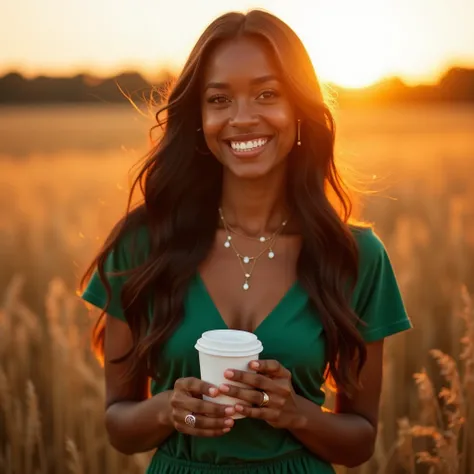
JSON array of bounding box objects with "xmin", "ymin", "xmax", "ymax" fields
[
  {"xmin": 259, "ymin": 391, "xmax": 270, "ymax": 407},
  {"xmin": 184, "ymin": 413, "xmax": 196, "ymax": 427}
]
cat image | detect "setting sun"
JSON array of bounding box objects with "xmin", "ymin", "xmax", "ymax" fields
[
  {"xmin": 294, "ymin": 1, "xmax": 396, "ymax": 88},
  {"xmin": 306, "ymin": 36, "xmax": 393, "ymax": 89},
  {"xmin": 301, "ymin": 1, "xmax": 390, "ymax": 87}
]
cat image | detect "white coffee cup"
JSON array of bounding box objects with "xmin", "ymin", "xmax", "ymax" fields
[{"xmin": 195, "ymin": 329, "xmax": 264, "ymax": 419}]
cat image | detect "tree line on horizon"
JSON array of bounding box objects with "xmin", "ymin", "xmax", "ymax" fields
[{"xmin": 0, "ymin": 67, "xmax": 473, "ymax": 105}]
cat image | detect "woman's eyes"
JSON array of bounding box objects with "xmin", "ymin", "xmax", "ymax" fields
[
  {"xmin": 257, "ymin": 89, "xmax": 279, "ymax": 100},
  {"xmin": 207, "ymin": 94, "xmax": 229, "ymax": 104},
  {"xmin": 206, "ymin": 89, "xmax": 280, "ymax": 104}
]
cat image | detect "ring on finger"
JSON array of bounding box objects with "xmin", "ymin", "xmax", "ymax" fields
[
  {"xmin": 259, "ymin": 391, "xmax": 270, "ymax": 407},
  {"xmin": 184, "ymin": 413, "xmax": 196, "ymax": 427}
]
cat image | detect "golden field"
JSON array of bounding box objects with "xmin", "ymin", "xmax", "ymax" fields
[{"xmin": 0, "ymin": 103, "xmax": 473, "ymax": 474}]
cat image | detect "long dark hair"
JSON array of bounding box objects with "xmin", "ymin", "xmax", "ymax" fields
[{"xmin": 80, "ymin": 9, "xmax": 367, "ymax": 395}]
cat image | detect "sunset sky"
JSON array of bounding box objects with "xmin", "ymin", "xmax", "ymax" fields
[{"xmin": 2, "ymin": 0, "xmax": 474, "ymax": 88}]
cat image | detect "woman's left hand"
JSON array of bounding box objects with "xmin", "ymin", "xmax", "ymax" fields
[{"xmin": 218, "ymin": 359, "xmax": 307, "ymax": 430}]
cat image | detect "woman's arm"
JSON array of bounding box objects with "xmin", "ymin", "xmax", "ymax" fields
[
  {"xmin": 103, "ymin": 315, "xmax": 236, "ymax": 454},
  {"xmin": 219, "ymin": 340, "xmax": 384, "ymax": 468},
  {"xmin": 105, "ymin": 393, "xmax": 175, "ymax": 455},
  {"xmin": 288, "ymin": 340, "xmax": 383, "ymax": 467},
  {"xmin": 103, "ymin": 314, "xmax": 175, "ymax": 454}
]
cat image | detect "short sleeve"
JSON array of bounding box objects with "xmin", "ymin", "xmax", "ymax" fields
[
  {"xmin": 80, "ymin": 226, "xmax": 149, "ymax": 322},
  {"xmin": 351, "ymin": 227, "xmax": 413, "ymax": 343}
]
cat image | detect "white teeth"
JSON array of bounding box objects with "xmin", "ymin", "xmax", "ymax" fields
[{"xmin": 230, "ymin": 138, "xmax": 268, "ymax": 152}]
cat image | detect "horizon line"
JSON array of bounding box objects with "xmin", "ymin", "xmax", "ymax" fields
[{"xmin": 2, "ymin": 62, "xmax": 473, "ymax": 90}]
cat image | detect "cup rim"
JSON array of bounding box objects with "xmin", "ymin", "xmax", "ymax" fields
[{"xmin": 195, "ymin": 329, "xmax": 263, "ymax": 357}]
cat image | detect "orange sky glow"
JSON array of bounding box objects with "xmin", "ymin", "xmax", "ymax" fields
[{"xmin": 1, "ymin": 0, "xmax": 473, "ymax": 89}]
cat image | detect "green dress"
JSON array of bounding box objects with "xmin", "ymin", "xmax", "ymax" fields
[{"xmin": 80, "ymin": 226, "xmax": 412, "ymax": 473}]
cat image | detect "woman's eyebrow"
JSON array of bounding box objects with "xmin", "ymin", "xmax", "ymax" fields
[{"xmin": 204, "ymin": 74, "xmax": 279, "ymax": 92}]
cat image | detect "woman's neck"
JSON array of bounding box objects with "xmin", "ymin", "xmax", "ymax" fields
[{"xmin": 219, "ymin": 170, "xmax": 290, "ymax": 236}]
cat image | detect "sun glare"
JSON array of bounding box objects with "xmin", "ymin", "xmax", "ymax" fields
[{"xmin": 291, "ymin": 0, "xmax": 397, "ymax": 88}]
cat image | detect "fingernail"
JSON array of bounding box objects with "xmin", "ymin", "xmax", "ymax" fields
[
  {"xmin": 225, "ymin": 418, "xmax": 234, "ymax": 426},
  {"xmin": 225, "ymin": 407, "xmax": 235, "ymax": 416},
  {"xmin": 235, "ymin": 404, "xmax": 244, "ymax": 412},
  {"xmin": 223, "ymin": 428, "xmax": 231, "ymax": 433},
  {"xmin": 209, "ymin": 387, "xmax": 218, "ymax": 397},
  {"xmin": 219, "ymin": 384, "xmax": 230, "ymax": 393},
  {"xmin": 224, "ymin": 370, "xmax": 234, "ymax": 378},
  {"xmin": 250, "ymin": 361, "xmax": 259, "ymax": 369}
]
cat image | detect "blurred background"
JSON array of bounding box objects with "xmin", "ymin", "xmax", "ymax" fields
[{"xmin": 1, "ymin": 0, "xmax": 473, "ymax": 473}]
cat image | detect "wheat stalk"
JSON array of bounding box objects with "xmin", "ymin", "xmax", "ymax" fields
[
  {"xmin": 413, "ymin": 368, "xmax": 443, "ymax": 427},
  {"xmin": 407, "ymin": 351, "xmax": 464, "ymax": 474},
  {"xmin": 10, "ymin": 397, "xmax": 23, "ymax": 474},
  {"xmin": 66, "ymin": 438, "xmax": 84, "ymax": 474},
  {"xmin": 24, "ymin": 381, "xmax": 36, "ymax": 474},
  {"xmin": 396, "ymin": 417, "xmax": 416, "ymax": 474},
  {"xmin": 0, "ymin": 309, "xmax": 12, "ymax": 359},
  {"xmin": 1, "ymin": 275, "xmax": 25, "ymax": 314},
  {"xmin": 80, "ymin": 399, "xmax": 98, "ymax": 474},
  {"xmin": 458, "ymin": 286, "xmax": 473, "ymax": 474},
  {"xmin": 0, "ymin": 367, "xmax": 12, "ymax": 442}
]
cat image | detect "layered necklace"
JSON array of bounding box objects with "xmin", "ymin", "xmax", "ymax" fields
[{"xmin": 218, "ymin": 207, "xmax": 289, "ymax": 291}]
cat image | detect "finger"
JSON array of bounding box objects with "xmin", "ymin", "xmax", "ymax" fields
[
  {"xmin": 171, "ymin": 392, "xmax": 236, "ymax": 418},
  {"xmin": 236, "ymin": 405, "xmax": 281, "ymax": 422},
  {"xmin": 218, "ymin": 384, "xmax": 286, "ymax": 408},
  {"xmin": 249, "ymin": 360, "xmax": 291, "ymax": 378},
  {"xmin": 173, "ymin": 409, "xmax": 235, "ymax": 433},
  {"xmin": 174, "ymin": 377, "xmax": 219, "ymax": 398},
  {"xmin": 176, "ymin": 423, "xmax": 231, "ymax": 438},
  {"xmin": 224, "ymin": 370, "xmax": 291, "ymax": 398}
]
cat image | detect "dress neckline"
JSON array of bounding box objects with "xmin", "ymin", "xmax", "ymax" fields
[{"xmin": 194, "ymin": 272, "xmax": 308, "ymax": 335}]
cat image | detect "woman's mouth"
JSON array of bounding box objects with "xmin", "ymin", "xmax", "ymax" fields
[{"xmin": 227, "ymin": 137, "xmax": 271, "ymax": 159}]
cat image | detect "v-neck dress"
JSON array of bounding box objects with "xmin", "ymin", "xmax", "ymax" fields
[{"xmin": 80, "ymin": 226, "xmax": 412, "ymax": 474}]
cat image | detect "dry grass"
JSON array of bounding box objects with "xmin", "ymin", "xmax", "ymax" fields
[
  {"xmin": 1, "ymin": 103, "xmax": 473, "ymax": 473},
  {"xmin": 375, "ymin": 288, "xmax": 474, "ymax": 474},
  {"xmin": 0, "ymin": 275, "xmax": 152, "ymax": 474}
]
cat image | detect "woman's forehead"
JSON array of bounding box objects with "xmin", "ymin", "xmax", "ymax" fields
[{"xmin": 202, "ymin": 37, "xmax": 280, "ymax": 85}]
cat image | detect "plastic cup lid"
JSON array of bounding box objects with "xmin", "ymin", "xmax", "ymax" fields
[{"xmin": 195, "ymin": 329, "xmax": 263, "ymax": 357}]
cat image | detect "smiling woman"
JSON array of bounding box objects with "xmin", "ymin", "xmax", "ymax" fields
[
  {"xmin": 201, "ymin": 37, "xmax": 297, "ymax": 179},
  {"xmin": 79, "ymin": 8, "xmax": 412, "ymax": 474}
]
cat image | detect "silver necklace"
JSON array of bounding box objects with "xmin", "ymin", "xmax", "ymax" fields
[
  {"xmin": 218, "ymin": 207, "xmax": 288, "ymax": 291},
  {"xmin": 221, "ymin": 220, "xmax": 275, "ymax": 243}
]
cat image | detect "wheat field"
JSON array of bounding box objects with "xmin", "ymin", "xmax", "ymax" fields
[{"xmin": 0, "ymin": 103, "xmax": 473, "ymax": 474}]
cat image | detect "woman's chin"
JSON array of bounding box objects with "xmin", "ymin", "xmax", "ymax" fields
[{"xmin": 225, "ymin": 163, "xmax": 272, "ymax": 180}]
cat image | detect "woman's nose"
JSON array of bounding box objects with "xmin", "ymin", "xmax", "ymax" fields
[{"xmin": 228, "ymin": 99, "xmax": 259, "ymax": 128}]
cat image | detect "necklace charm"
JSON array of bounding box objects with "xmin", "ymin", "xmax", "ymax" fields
[{"xmin": 218, "ymin": 207, "xmax": 290, "ymax": 294}]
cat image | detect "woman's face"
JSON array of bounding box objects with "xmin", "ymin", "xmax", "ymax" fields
[{"xmin": 200, "ymin": 36, "xmax": 297, "ymax": 180}]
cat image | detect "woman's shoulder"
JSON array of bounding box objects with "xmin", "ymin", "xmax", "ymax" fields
[
  {"xmin": 117, "ymin": 222, "xmax": 150, "ymax": 250},
  {"xmin": 107, "ymin": 221, "xmax": 151, "ymax": 270},
  {"xmin": 349, "ymin": 223, "xmax": 387, "ymax": 270},
  {"xmin": 348, "ymin": 223, "xmax": 411, "ymax": 340}
]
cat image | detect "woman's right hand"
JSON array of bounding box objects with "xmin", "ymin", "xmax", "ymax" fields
[{"xmin": 169, "ymin": 377, "xmax": 236, "ymax": 437}]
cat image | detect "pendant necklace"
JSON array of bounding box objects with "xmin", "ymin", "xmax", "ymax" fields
[{"xmin": 218, "ymin": 207, "xmax": 289, "ymax": 291}]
